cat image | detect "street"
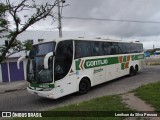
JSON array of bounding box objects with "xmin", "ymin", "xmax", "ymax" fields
[{"xmin": 0, "ymin": 65, "xmax": 160, "ymax": 111}]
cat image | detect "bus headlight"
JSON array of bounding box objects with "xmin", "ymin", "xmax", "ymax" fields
[{"xmin": 47, "ymin": 94, "xmax": 54, "ymax": 98}]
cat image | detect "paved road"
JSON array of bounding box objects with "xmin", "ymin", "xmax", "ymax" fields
[{"xmin": 0, "ymin": 65, "xmax": 160, "ymax": 111}]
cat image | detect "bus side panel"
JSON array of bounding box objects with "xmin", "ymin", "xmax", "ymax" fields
[
  {"xmin": 53, "ymin": 62, "xmax": 78, "ymax": 98},
  {"xmin": 53, "ymin": 65, "xmax": 94, "ymax": 98},
  {"xmin": 93, "ymin": 66, "xmax": 105, "ymax": 85},
  {"xmin": 105, "ymin": 65, "xmax": 116, "ymax": 81},
  {"xmin": 77, "ymin": 68, "xmax": 93, "ymax": 87},
  {"xmin": 54, "ymin": 76, "xmax": 77, "ymax": 98}
]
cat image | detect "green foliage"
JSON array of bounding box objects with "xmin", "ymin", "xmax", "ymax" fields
[
  {"xmin": 0, "ymin": 3, "xmax": 7, "ymax": 16},
  {"xmin": 0, "ymin": 18, "xmax": 8, "ymax": 27},
  {"xmin": 0, "ymin": 3, "xmax": 8, "ymax": 33},
  {"xmin": 23, "ymin": 41, "xmax": 33, "ymax": 50},
  {"xmin": 134, "ymin": 81, "xmax": 160, "ymax": 111}
]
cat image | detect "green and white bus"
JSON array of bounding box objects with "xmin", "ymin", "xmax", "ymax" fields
[{"xmin": 18, "ymin": 38, "xmax": 144, "ymax": 99}]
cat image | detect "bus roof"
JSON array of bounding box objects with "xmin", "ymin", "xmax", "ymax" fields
[{"xmin": 34, "ymin": 37, "xmax": 142, "ymax": 45}]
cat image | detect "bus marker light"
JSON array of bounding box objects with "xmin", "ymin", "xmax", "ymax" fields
[{"xmin": 34, "ymin": 92, "xmax": 38, "ymax": 95}]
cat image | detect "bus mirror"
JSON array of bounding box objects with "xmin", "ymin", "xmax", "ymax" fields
[
  {"xmin": 44, "ymin": 52, "xmax": 53, "ymax": 69},
  {"xmin": 17, "ymin": 56, "xmax": 26, "ymax": 69}
]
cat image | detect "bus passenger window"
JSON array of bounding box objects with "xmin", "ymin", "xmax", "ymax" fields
[
  {"xmin": 102, "ymin": 42, "xmax": 111, "ymax": 55},
  {"xmin": 92, "ymin": 42, "xmax": 100, "ymax": 56},
  {"xmin": 75, "ymin": 47, "xmax": 82, "ymax": 58},
  {"xmin": 75, "ymin": 41, "xmax": 92, "ymax": 59}
]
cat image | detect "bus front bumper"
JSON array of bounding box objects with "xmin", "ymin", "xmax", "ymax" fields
[{"xmin": 27, "ymin": 87, "xmax": 57, "ymax": 99}]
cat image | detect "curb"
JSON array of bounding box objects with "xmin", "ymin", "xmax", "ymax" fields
[{"xmin": 0, "ymin": 88, "xmax": 26, "ymax": 94}]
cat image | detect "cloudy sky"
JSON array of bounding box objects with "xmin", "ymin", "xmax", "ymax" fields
[{"xmin": 4, "ymin": 0, "xmax": 160, "ymax": 49}]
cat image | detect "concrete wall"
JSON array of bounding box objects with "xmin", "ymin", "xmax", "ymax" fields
[{"xmin": 145, "ymin": 57, "xmax": 160, "ymax": 65}]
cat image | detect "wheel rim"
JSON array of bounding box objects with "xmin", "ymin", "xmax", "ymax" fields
[{"xmin": 80, "ymin": 82, "xmax": 87, "ymax": 91}]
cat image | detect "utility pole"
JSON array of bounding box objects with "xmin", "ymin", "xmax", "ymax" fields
[{"xmin": 57, "ymin": 0, "xmax": 63, "ymax": 38}]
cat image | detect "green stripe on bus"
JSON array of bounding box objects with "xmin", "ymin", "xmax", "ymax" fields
[
  {"xmin": 75, "ymin": 54, "xmax": 144, "ymax": 70},
  {"xmin": 121, "ymin": 63, "xmax": 125, "ymax": 70},
  {"xmin": 123, "ymin": 56, "xmax": 127, "ymax": 62},
  {"xmin": 30, "ymin": 83, "xmax": 55, "ymax": 88}
]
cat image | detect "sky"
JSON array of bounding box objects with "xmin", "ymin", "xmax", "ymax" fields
[{"xmin": 3, "ymin": 0, "xmax": 160, "ymax": 49}]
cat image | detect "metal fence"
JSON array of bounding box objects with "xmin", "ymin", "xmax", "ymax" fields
[{"xmin": 145, "ymin": 57, "xmax": 160, "ymax": 65}]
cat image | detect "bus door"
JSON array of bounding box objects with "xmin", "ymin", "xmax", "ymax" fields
[{"xmin": 54, "ymin": 40, "xmax": 77, "ymax": 97}]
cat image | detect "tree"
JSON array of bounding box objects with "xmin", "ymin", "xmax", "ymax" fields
[
  {"xmin": 0, "ymin": 3, "xmax": 8, "ymax": 38},
  {"xmin": 0, "ymin": 0, "xmax": 64, "ymax": 63}
]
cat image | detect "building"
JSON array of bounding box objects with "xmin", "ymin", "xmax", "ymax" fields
[{"xmin": 0, "ymin": 52, "xmax": 27, "ymax": 83}]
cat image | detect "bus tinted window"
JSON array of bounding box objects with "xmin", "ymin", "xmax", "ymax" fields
[
  {"xmin": 29, "ymin": 42, "xmax": 55, "ymax": 58},
  {"xmin": 131, "ymin": 43, "xmax": 135, "ymax": 53},
  {"xmin": 139, "ymin": 44, "xmax": 143, "ymax": 52},
  {"xmin": 130, "ymin": 43, "xmax": 134, "ymax": 53},
  {"xmin": 110, "ymin": 42, "xmax": 122, "ymax": 54},
  {"xmin": 92, "ymin": 42, "xmax": 104, "ymax": 56},
  {"xmin": 102, "ymin": 42, "xmax": 111, "ymax": 55},
  {"xmin": 118, "ymin": 43, "xmax": 126, "ymax": 54},
  {"xmin": 125, "ymin": 43, "xmax": 131, "ymax": 53},
  {"xmin": 75, "ymin": 41, "xmax": 92, "ymax": 59},
  {"xmin": 54, "ymin": 40, "xmax": 73, "ymax": 81},
  {"xmin": 75, "ymin": 41, "xmax": 143, "ymax": 58}
]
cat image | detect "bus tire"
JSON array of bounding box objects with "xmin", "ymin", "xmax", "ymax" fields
[
  {"xmin": 135, "ymin": 65, "xmax": 139, "ymax": 74},
  {"xmin": 78, "ymin": 78, "xmax": 91, "ymax": 94},
  {"xmin": 129, "ymin": 67, "xmax": 135, "ymax": 76}
]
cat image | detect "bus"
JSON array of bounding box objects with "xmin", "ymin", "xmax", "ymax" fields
[
  {"xmin": 17, "ymin": 38, "xmax": 144, "ymax": 99},
  {"xmin": 154, "ymin": 50, "xmax": 160, "ymax": 57}
]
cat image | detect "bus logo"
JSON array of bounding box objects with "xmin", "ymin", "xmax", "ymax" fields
[{"xmin": 76, "ymin": 58, "xmax": 108, "ymax": 70}]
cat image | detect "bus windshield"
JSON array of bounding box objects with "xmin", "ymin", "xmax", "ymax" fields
[{"xmin": 27, "ymin": 42, "xmax": 56, "ymax": 83}]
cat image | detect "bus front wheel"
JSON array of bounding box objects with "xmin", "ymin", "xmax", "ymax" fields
[{"xmin": 78, "ymin": 78, "xmax": 91, "ymax": 94}]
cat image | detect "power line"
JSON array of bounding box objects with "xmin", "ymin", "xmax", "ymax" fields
[{"xmin": 63, "ymin": 16, "xmax": 160, "ymax": 24}]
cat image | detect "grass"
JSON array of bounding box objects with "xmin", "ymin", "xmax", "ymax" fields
[
  {"xmin": 134, "ymin": 81, "xmax": 160, "ymax": 111},
  {"xmin": 12, "ymin": 95, "xmax": 132, "ymax": 120},
  {"xmin": 53, "ymin": 95, "xmax": 129, "ymax": 111}
]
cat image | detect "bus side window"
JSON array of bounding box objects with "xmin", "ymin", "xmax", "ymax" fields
[
  {"xmin": 123, "ymin": 43, "xmax": 128, "ymax": 54},
  {"xmin": 110, "ymin": 46, "xmax": 116, "ymax": 55},
  {"xmin": 102, "ymin": 42, "xmax": 111, "ymax": 55},
  {"xmin": 125, "ymin": 43, "xmax": 131, "ymax": 54},
  {"xmin": 118, "ymin": 43, "xmax": 125, "ymax": 54},
  {"xmin": 92, "ymin": 42, "xmax": 100, "ymax": 56},
  {"xmin": 75, "ymin": 47, "xmax": 82, "ymax": 59},
  {"xmin": 137, "ymin": 44, "xmax": 143, "ymax": 52},
  {"xmin": 133, "ymin": 43, "xmax": 138, "ymax": 53},
  {"xmin": 110, "ymin": 43, "xmax": 117, "ymax": 55},
  {"xmin": 75, "ymin": 41, "xmax": 92, "ymax": 59}
]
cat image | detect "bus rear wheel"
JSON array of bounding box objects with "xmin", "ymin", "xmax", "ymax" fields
[
  {"xmin": 78, "ymin": 78, "xmax": 91, "ymax": 94},
  {"xmin": 129, "ymin": 67, "xmax": 135, "ymax": 76},
  {"xmin": 135, "ymin": 65, "xmax": 139, "ymax": 74}
]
